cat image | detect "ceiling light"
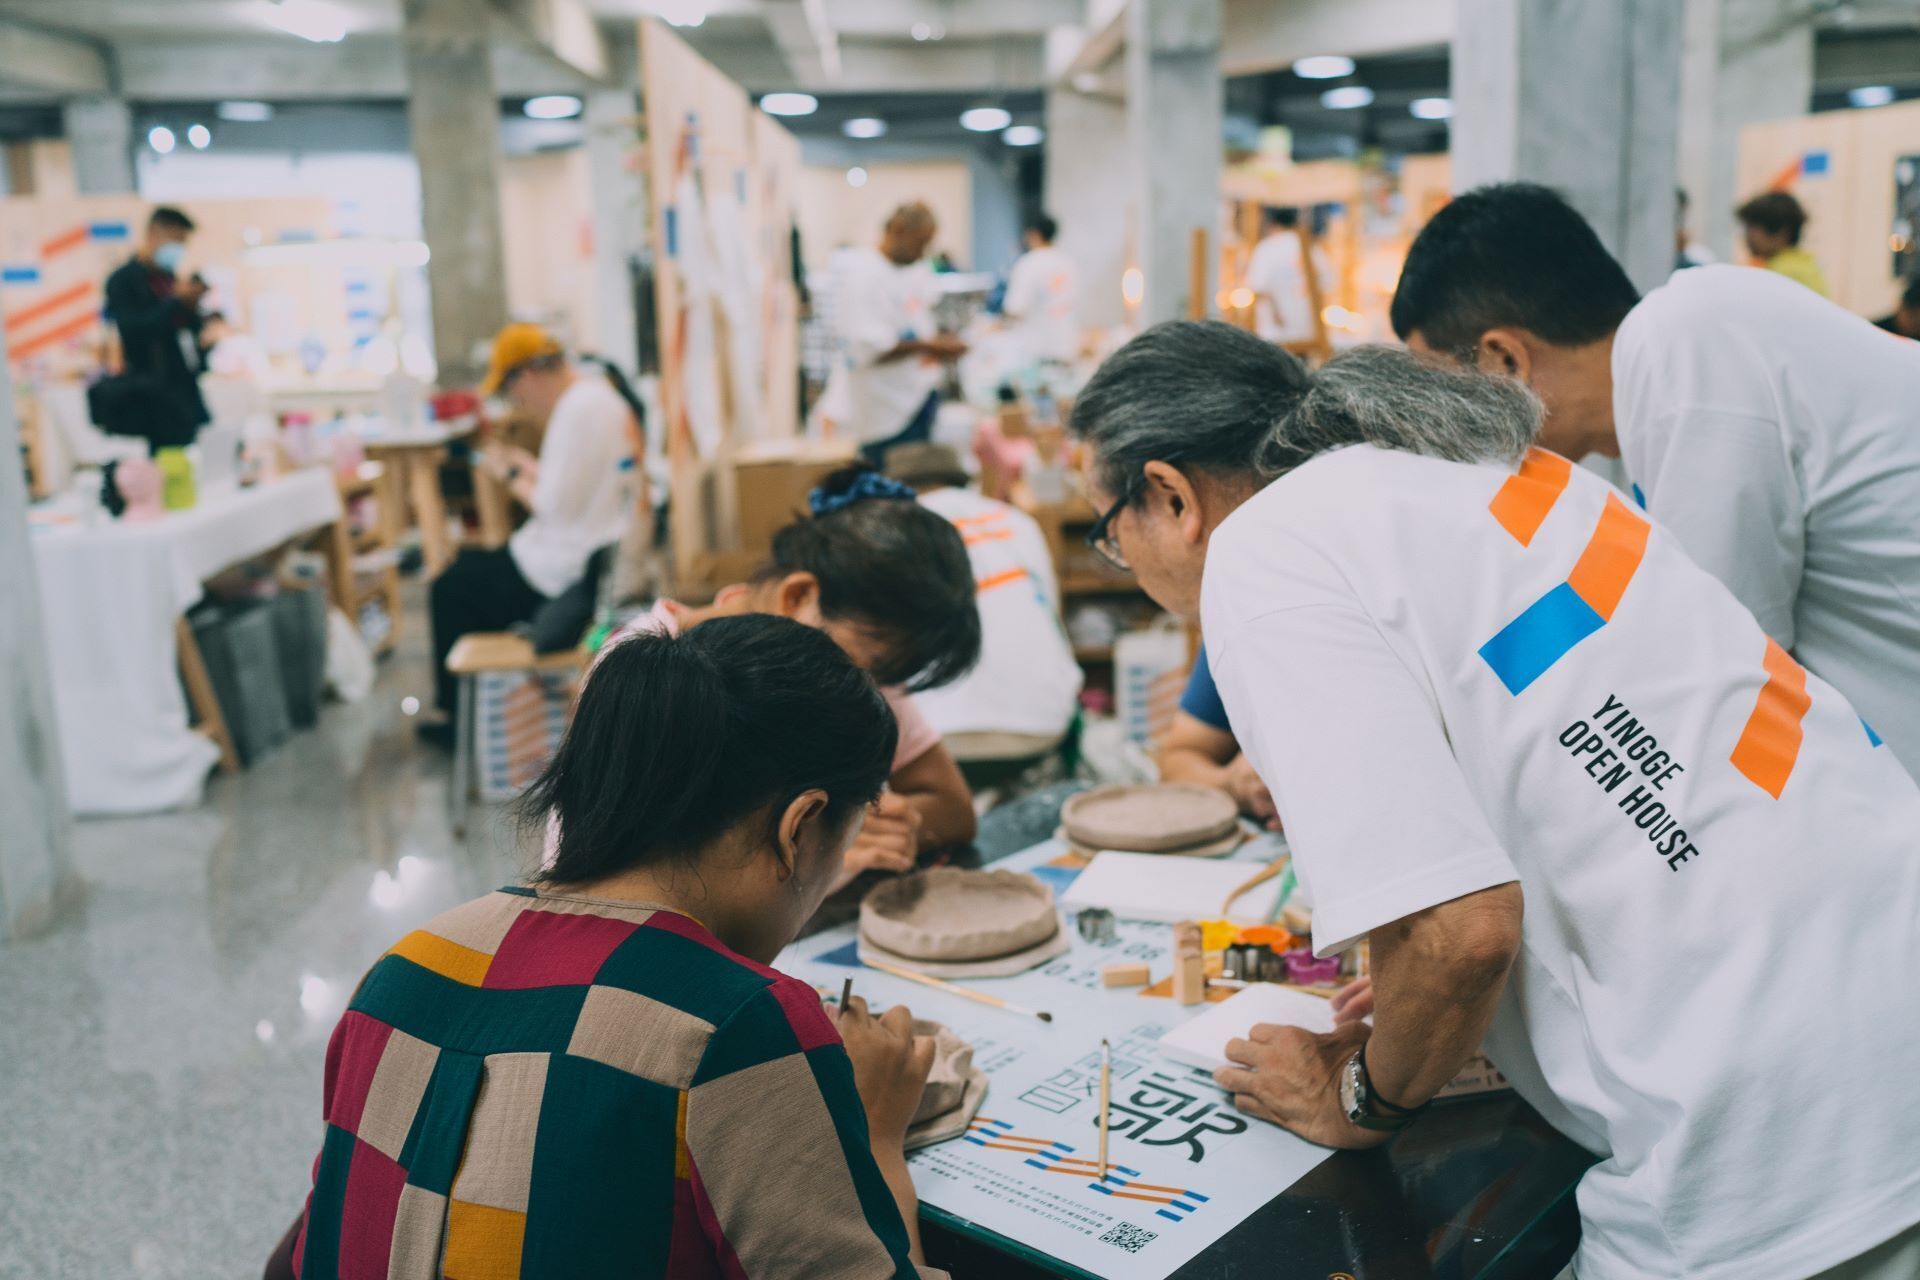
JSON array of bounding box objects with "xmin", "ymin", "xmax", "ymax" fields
[
  {"xmin": 911, "ymin": 21, "xmax": 932, "ymax": 40},
  {"xmin": 187, "ymin": 123, "xmax": 211, "ymax": 150},
  {"xmin": 654, "ymin": 0, "xmax": 706, "ymax": 26},
  {"xmin": 148, "ymin": 125, "xmax": 176, "ymax": 155},
  {"xmin": 761, "ymin": 92, "xmax": 818, "ymax": 117},
  {"xmin": 847, "ymin": 166, "xmax": 868, "ymax": 188},
  {"xmin": 960, "ymin": 106, "xmax": 1012, "ymax": 132},
  {"xmin": 1410, "ymin": 97, "xmax": 1453, "ymax": 120},
  {"xmin": 842, "ymin": 117, "xmax": 887, "ymax": 139},
  {"xmin": 1071, "ymin": 71, "xmax": 1101, "ymax": 93},
  {"xmin": 1849, "ymin": 84, "xmax": 1895, "ymax": 108},
  {"xmin": 218, "ymin": 101, "xmax": 274, "ymax": 123},
  {"xmin": 1320, "ymin": 86, "xmax": 1375, "ymax": 110},
  {"xmin": 524, "ymin": 95, "xmax": 583, "ymax": 120},
  {"xmin": 262, "ymin": 0, "xmax": 348, "ymax": 43},
  {"xmin": 1003, "ymin": 125, "xmax": 1044, "ymax": 147},
  {"xmin": 1293, "ymin": 55, "xmax": 1355, "ymax": 80}
]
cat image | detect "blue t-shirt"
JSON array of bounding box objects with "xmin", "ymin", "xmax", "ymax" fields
[{"xmin": 1179, "ymin": 643, "xmax": 1231, "ymax": 732}]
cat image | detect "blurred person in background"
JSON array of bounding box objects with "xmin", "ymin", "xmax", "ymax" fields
[
  {"xmin": 99, "ymin": 206, "xmax": 209, "ymax": 450},
  {"xmin": 1736, "ymin": 191, "xmax": 1829, "ymax": 296},
  {"xmin": 1875, "ymin": 277, "xmax": 1920, "ymax": 340},
  {"xmin": 838, "ymin": 203, "xmax": 967, "ymax": 466},
  {"xmin": 1000, "ymin": 213, "xmax": 1080, "ymax": 364}
]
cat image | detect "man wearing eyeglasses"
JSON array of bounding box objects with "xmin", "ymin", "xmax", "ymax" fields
[{"xmin": 1071, "ymin": 322, "xmax": 1920, "ymax": 1280}]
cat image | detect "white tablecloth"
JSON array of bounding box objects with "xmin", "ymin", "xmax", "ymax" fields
[{"xmin": 31, "ymin": 469, "xmax": 344, "ymax": 816}]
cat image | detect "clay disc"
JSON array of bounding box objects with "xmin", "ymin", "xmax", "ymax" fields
[
  {"xmin": 1060, "ymin": 784, "xmax": 1240, "ymax": 854},
  {"xmin": 860, "ymin": 868, "xmax": 1060, "ymax": 963}
]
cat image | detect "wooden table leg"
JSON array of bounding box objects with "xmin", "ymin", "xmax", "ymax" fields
[
  {"xmin": 407, "ymin": 447, "xmax": 453, "ymax": 576},
  {"xmin": 175, "ymin": 616, "xmax": 241, "ymax": 774},
  {"xmin": 321, "ymin": 515, "xmax": 355, "ymax": 619}
]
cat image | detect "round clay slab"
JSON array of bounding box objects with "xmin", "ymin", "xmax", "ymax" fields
[
  {"xmin": 1060, "ymin": 783, "xmax": 1240, "ymax": 853},
  {"xmin": 860, "ymin": 868, "xmax": 1059, "ymax": 963}
]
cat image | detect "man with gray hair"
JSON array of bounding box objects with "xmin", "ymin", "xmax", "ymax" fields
[{"xmin": 1071, "ymin": 321, "xmax": 1920, "ymax": 1280}]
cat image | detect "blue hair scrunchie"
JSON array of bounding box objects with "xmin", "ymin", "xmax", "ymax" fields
[{"xmin": 808, "ymin": 471, "xmax": 919, "ymax": 516}]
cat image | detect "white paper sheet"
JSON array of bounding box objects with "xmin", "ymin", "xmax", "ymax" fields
[
  {"xmin": 1156, "ymin": 983, "xmax": 1339, "ymax": 1072},
  {"xmin": 1061, "ymin": 850, "xmax": 1284, "ymax": 925},
  {"xmin": 781, "ymin": 838, "xmax": 1333, "ymax": 1280}
]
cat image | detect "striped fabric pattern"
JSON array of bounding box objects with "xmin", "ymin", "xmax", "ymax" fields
[{"xmin": 292, "ymin": 889, "xmax": 931, "ymax": 1279}]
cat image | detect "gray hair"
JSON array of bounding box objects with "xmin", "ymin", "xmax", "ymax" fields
[
  {"xmin": 1262, "ymin": 344, "xmax": 1541, "ymax": 474},
  {"xmin": 1070, "ymin": 324, "xmax": 1541, "ymax": 497}
]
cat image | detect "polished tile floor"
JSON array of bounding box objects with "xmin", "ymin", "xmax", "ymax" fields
[{"xmin": 0, "ymin": 601, "xmax": 528, "ymax": 1279}]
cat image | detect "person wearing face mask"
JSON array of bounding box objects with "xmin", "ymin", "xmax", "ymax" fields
[
  {"xmin": 267, "ymin": 616, "xmax": 947, "ymax": 1280},
  {"xmin": 1391, "ymin": 182, "xmax": 1920, "ymax": 784},
  {"xmin": 421, "ymin": 323, "xmax": 636, "ymax": 747},
  {"xmin": 101, "ymin": 206, "xmax": 210, "ymax": 449}
]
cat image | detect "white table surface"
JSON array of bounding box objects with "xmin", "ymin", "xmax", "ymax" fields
[{"xmin": 30, "ymin": 468, "xmax": 344, "ymax": 816}]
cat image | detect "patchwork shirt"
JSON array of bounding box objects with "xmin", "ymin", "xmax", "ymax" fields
[{"xmin": 292, "ymin": 887, "xmax": 937, "ymax": 1278}]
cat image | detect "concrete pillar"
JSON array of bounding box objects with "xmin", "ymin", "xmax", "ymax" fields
[
  {"xmin": 1045, "ymin": 87, "xmax": 1131, "ymax": 333},
  {"xmin": 1678, "ymin": 0, "xmax": 1814, "ymax": 262},
  {"xmin": 402, "ymin": 0, "xmax": 511, "ymax": 386},
  {"xmin": 62, "ymin": 97, "xmax": 135, "ymax": 195},
  {"xmin": 1125, "ymin": 0, "xmax": 1223, "ymax": 327},
  {"xmin": 1452, "ymin": 0, "xmax": 1683, "ymax": 292},
  {"xmin": 0, "ymin": 328, "xmax": 79, "ymax": 944},
  {"xmin": 582, "ymin": 88, "xmax": 642, "ymax": 372}
]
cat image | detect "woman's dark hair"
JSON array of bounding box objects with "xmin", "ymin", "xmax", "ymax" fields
[
  {"xmin": 1736, "ymin": 191, "xmax": 1808, "ymax": 245},
  {"xmin": 761, "ymin": 464, "xmax": 980, "ymax": 692},
  {"xmin": 523, "ymin": 614, "xmax": 896, "ymax": 884}
]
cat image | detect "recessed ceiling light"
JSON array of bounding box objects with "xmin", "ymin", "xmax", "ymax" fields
[
  {"xmin": 263, "ymin": 0, "xmax": 348, "ymax": 43},
  {"xmin": 187, "ymin": 123, "xmax": 211, "ymax": 149},
  {"xmin": 524, "ymin": 95, "xmax": 582, "ymax": 120},
  {"xmin": 761, "ymin": 92, "xmax": 819, "ymax": 117},
  {"xmin": 148, "ymin": 125, "xmax": 176, "ymax": 154},
  {"xmin": 1293, "ymin": 55, "xmax": 1356, "ymax": 80},
  {"xmin": 960, "ymin": 106, "xmax": 1012, "ymax": 132},
  {"xmin": 842, "ymin": 117, "xmax": 887, "ymax": 139},
  {"xmin": 218, "ymin": 100, "xmax": 274, "ymax": 123},
  {"xmin": 1003, "ymin": 125, "xmax": 1044, "ymax": 147},
  {"xmin": 1410, "ymin": 97, "xmax": 1453, "ymax": 120},
  {"xmin": 1320, "ymin": 86, "xmax": 1375, "ymax": 110},
  {"xmin": 847, "ymin": 166, "xmax": 868, "ymax": 188},
  {"xmin": 1849, "ymin": 84, "xmax": 1895, "ymax": 108}
]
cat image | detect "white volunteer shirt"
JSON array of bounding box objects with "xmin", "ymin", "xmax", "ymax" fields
[
  {"xmin": 508, "ymin": 375, "xmax": 635, "ymax": 598},
  {"xmin": 1246, "ymin": 229, "xmax": 1323, "ymax": 346},
  {"xmin": 1202, "ymin": 443, "xmax": 1920, "ymax": 1280},
  {"xmin": 912, "ymin": 488, "xmax": 1082, "ymax": 740},
  {"xmin": 836, "ymin": 246, "xmax": 941, "ymax": 445},
  {"xmin": 1614, "ymin": 264, "xmax": 1920, "ymax": 782},
  {"xmin": 1001, "ymin": 245, "xmax": 1080, "ymax": 363}
]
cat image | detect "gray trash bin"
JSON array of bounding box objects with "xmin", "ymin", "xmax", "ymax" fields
[
  {"xmin": 189, "ymin": 601, "xmax": 293, "ymax": 766},
  {"xmin": 271, "ymin": 584, "xmax": 329, "ymax": 728}
]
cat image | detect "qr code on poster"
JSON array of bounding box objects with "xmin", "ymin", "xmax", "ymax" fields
[{"xmin": 1098, "ymin": 1222, "xmax": 1159, "ymax": 1254}]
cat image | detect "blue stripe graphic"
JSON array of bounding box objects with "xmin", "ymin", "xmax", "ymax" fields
[{"xmin": 1478, "ymin": 581, "xmax": 1605, "ymax": 695}]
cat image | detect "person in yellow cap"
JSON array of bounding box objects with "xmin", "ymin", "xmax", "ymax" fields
[{"xmin": 420, "ymin": 323, "xmax": 638, "ymax": 747}]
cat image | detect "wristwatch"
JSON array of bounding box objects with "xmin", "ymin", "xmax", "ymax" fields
[{"xmin": 1338, "ymin": 1044, "xmax": 1424, "ymax": 1133}]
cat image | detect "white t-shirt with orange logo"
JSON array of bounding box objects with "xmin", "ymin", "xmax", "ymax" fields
[{"xmin": 1201, "ymin": 443, "xmax": 1920, "ymax": 1280}]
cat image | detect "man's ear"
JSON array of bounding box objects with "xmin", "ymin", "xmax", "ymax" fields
[
  {"xmin": 775, "ymin": 790, "xmax": 833, "ymax": 879},
  {"xmin": 1475, "ymin": 328, "xmax": 1535, "ymax": 383},
  {"xmin": 1142, "ymin": 460, "xmax": 1206, "ymax": 547}
]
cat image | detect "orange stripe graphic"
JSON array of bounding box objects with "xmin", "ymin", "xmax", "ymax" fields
[
  {"xmin": 8, "ymin": 309, "xmax": 100, "ymax": 360},
  {"xmin": 1488, "ymin": 447, "xmax": 1572, "ymax": 546},
  {"xmin": 39, "ymin": 225, "xmax": 87, "ymax": 258},
  {"xmin": 1729, "ymin": 638, "xmax": 1810, "ymax": 799},
  {"xmin": 963, "ymin": 528, "xmax": 1013, "ymax": 546},
  {"xmin": 950, "ymin": 513, "xmax": 1006, "ymax": 530},
  {"xmin": 976, "ymin": 568, "xmax": 1027, "ymax": 593},
  {"xmin": 1566, "ymin": 494, "xmax": 1649, "ymax": 621},
  {"xmin": 3, "ymin": 281, "xmax": 93, "ymax": 333}
]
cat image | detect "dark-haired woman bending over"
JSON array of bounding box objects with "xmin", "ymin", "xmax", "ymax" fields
[
  {"xmin": 284, "ymin": 616, "xmax": 944, "ymax": 1278},
  {"xmin": 584, "ymin": 467, "xmax": 983, "ymax": 883}
]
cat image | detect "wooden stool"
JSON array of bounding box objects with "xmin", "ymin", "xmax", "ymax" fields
[{"xmin": 445, "ymin": 633, "xmax": 586, "ymax": 837}]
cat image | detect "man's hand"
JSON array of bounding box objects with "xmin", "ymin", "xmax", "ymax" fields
[
  {"xmin": 1213, "ymin": 1021, "xmax": 1387, "ymax": 1150},
  {"xmin": 842, "ymin": 790, "xmax": 922, "ymax": 876},
  {"xmin": 1330, "ymin": 976, "xmax": 1374, "ymax": 1026},
  {"xmin": 922, "ymin": 334, "xmax": 968, "ymax": 360},
  {"xmin": 479, "ymin": 442, "xmax": 536, "ymax": 482},
  {"xmin": 1223, "ymin": 754, "xmax": 1280, "ymax": 829}
]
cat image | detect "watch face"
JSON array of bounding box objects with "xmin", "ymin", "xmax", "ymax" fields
[{"xmin": 1339, "ymin": 1053, "xmax": 1365, "ymax": 1123}]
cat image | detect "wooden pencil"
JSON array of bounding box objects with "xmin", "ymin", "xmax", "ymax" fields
[
  {"xmin": 1098, "ymin": 1039, "xmax": 1112, "ymax": 1180},
  {"xmin": 839, "ymin": 975, "xmax": 854, "ymax": 1012},
  {"xmin": 859, "ymin": 959, "xmax": 1053, "ymax": 1022}
]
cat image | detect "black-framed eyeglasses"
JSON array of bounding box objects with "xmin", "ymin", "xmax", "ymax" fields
[{"xmin": 1085, "ymin": 477, "xmax": 1143, "ymax": 573}]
